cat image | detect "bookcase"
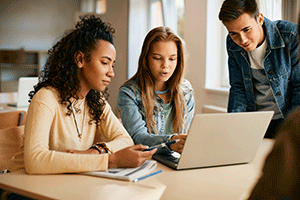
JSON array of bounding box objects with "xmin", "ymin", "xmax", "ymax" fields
[{"xmin": 0, "ymin": 49, "xmax": 47, "ymax": 92}]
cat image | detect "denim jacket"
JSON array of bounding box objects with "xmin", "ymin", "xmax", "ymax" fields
[
  {"xmin": 117, "ymin": 78, "xmax": 195, "ymax": 154},
  {"xmin": 227, "ymin": 17, "xmax": 300, "ymax": 117}
]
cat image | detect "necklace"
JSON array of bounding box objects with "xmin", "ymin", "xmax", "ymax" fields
[
  {"xmin": 73, "ymin": 99, "xmax": 85, "ymax": 113},
  {"xmin": 155, "ymin": 88, "xmax": 169, "ymax": 94},
  {"xmin": 71, "ymin": 102, "xmax": 85, "ymax": 139}
]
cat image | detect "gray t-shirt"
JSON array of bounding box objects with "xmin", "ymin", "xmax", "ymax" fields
[{"xmin": 248, "ymin": 39, "xmax": 283, "ymax": 120}]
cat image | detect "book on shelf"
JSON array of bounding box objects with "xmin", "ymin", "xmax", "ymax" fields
[{"xmin": 83, "ymin": 160, "xmax": 160, "ymax": 182}]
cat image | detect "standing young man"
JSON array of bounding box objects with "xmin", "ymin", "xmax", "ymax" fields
[
  {"xmin": 248, "ymin": 16, "xmax": 300, "ymax": 199},
  {"xmin": 219, "ymin": 0, "xmax": 300, "ymax": 138}
]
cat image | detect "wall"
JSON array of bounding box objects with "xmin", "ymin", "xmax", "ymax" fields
[
  {"xmin": 100, "ymin": 0, "xmax": 129, "ymax": 111},
  {"xmin": 0, "ymin": 0, "xmax": 80, "ymax": 50},
  {"xmin": 0, "ymin": 0, "xmax": 129, "ymax": 111},
  {"xmin": 0, "ymin": 0, "xmax": 227, "ymax": 114}
]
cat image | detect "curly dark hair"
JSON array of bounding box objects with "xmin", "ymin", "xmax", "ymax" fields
[{"xmin": 29, "ymin": 15, "xmax": 115, "ymax": 124}]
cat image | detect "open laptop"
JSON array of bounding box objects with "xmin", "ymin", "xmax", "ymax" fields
[
  {"xmin": 8, "ymin": 77, "xmax": 38, "ymax": 107},
  {"xmin": 153, "ymin": 111, "xmax": 274, "ymax": 170}
]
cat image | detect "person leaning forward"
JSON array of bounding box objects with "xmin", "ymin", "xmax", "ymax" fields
[{"xmin": 219, "ymin": 0, "xmax": 300, "ymax": 138}]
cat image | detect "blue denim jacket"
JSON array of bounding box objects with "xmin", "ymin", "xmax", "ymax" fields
[
  {"xmin": 227, "ymin": 17, "xmax": 300, "ymax": 117},
  {"xmin": 117, "ymin": 78, "xmax": 195, "ymax": 153}
]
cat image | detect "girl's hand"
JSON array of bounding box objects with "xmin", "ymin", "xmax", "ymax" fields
[
  {"xmin": 169, "ymin": 134, "xmax": 187, "ymax": 154},
  {"xmin": 108, "ymin": 144, "xmax": 157, "ymax": 168}
]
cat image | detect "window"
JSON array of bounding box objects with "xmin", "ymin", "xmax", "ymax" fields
[
  {"xmin": 258, "ymin": 0, "xmax": 282, "ymax": 21},
  {"xmin": 148, "ymin": 0, "xmax": 184, "ymax": 37},
  {"xmin": 206, "ymin": 0, "xmax": 283, "ymax": 91},
  {"xmin": 80, "ymin": 0, "xmax": 107, "ymax": 14},
  {"xmin": 128, "ymin": 0, "xmax": 185, "ymax": 78},
  {"xmin": 75, "ymin": 0, "xmax": 107, "ymax": 23},
  {"xmin": 148, "ymin": 0, "xmax": 164, "ymax": 29},
  {"xmin": 206, "ymin": 0, "xmax": 228, "ymax": 90}
]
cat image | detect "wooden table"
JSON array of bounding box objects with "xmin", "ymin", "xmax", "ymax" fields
[{"xmin": 0, "ymin": 139, "xmax": 274, "ymax": 200}]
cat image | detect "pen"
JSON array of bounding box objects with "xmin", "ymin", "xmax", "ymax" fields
[
  {"xmin": 143, "ymin": 139, "xmax": 180, "ymax": 151},
  {"xmin": 133, "ymin": 170, "xmax": 163, "ymax": 182}
]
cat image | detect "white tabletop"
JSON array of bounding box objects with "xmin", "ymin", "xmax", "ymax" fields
[
  {"xmin": 0, "ymin": 103, "xmax": 28, "ymax": 113},
  {"xmin": 0, "ymin": 139, "xmax": 274, "ymax": 200}
]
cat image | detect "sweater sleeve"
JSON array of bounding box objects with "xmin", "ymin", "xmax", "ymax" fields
[{"xmin": 23, "ymin": 89, "xmax": 132, "ymax": 175}]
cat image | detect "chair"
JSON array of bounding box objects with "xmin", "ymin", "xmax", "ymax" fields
[
  {"xmin": 0, "ymin": 125, "xmax": 24, "ymax": 171},
  {"xmin": 0, "ymin": 110, "xmax": 26, "ymax": 129},
  {"xmin": 0, "ymin": 112, "xmax": 26, "ymax": 199}
]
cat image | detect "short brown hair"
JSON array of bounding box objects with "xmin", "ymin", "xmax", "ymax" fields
[{"xmin": 219, "ymin": 0, "xmax": 259, "ymax": 23}]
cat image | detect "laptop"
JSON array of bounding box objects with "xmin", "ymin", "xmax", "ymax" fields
[
  {"xmin": 153, "ymin": 111, "xmax": 274, "ymax": 170},
  {"xmin": 8, "ymin": 77, "xmax": 38, "ymax": 107}
]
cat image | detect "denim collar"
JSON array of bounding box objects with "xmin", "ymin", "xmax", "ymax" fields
[{"xmin": 264, "ymin": 17, "xmax": 285, "ymax": 49}]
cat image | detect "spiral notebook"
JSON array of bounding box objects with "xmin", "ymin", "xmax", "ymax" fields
[{"xmin": 83, "ymin": 160, "xmax": 158, "ymax": 182}]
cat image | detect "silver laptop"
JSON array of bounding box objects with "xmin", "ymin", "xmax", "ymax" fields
[
  {"xmin": 153, "ymin": 111, "xmax": 274, "ymax": 170},
  {"xmin": 8, "ymin": 77, "xmax": 38, "ymax": 107}
]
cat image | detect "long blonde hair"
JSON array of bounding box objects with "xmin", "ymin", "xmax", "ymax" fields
[{"xmin": 127, "ymin": 27, "xmax": 186, "ymax": 134}]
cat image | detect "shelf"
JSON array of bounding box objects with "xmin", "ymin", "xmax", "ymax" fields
[
  {"xmin": 0, "ymin": 50, "xmax": 38, "ymax": 64},
  {"xmin": 1, "ymin": 63, "xmax": 39, "ymax": 69},
  {"xmin": 0, "ymin": 49, "xmax": 47, "ymax": 92}
]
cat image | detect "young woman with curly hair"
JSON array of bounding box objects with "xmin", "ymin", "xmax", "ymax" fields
[
  {"xmin": 117, "ymin": 27, "xmax": 195, "ymax": 154},
  {"xmin": 9, "ymin": 15, "xmax": 156, "ymax": 174}
]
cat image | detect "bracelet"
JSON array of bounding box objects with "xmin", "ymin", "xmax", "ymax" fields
[
  {"xmin": 90, "ymin": 144, "xmax": 106, "ymax": 154},
  {"xmin": 96, "ymin": 143, "xmax": 111, "ymax": 153}
]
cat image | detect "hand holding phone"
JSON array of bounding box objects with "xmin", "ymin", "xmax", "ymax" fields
[{"xmin": 143, "ymin": 139, "xmax": 180, "ymax": 151}]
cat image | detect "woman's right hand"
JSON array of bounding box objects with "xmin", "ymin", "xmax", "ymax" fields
[
  {"xmin": 169, "ymin": 134, "xmax": 187, "ymax": 154},
  {"xmin": 108, "ymin": 144, "xmax": 157, "ymax": 168}
]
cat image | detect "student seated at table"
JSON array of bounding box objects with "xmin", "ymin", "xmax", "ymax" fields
[
  {"xmin": 8, "ymin": 15, "xmax": 156, "ymax": 175},
  {"xmin": 117, "ymin": 27, "xmax": 195, "ymax": 154}
]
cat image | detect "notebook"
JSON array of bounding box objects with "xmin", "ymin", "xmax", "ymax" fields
[
  {"xmin": 8, "ymin": 77, "xmax": 38, "ymax": 107},
  {"xmin": 83, "ymin": 160, "xmax": 159, "ymax": 182},
  {"xmin": 153, "ymin": 111, "xmax": 274, "ymax": 170}
]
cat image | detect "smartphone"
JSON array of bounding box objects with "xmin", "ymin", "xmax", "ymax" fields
[{"xmin": 143, "ymin": 139, "xmax": 180, "ymax": 151}]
